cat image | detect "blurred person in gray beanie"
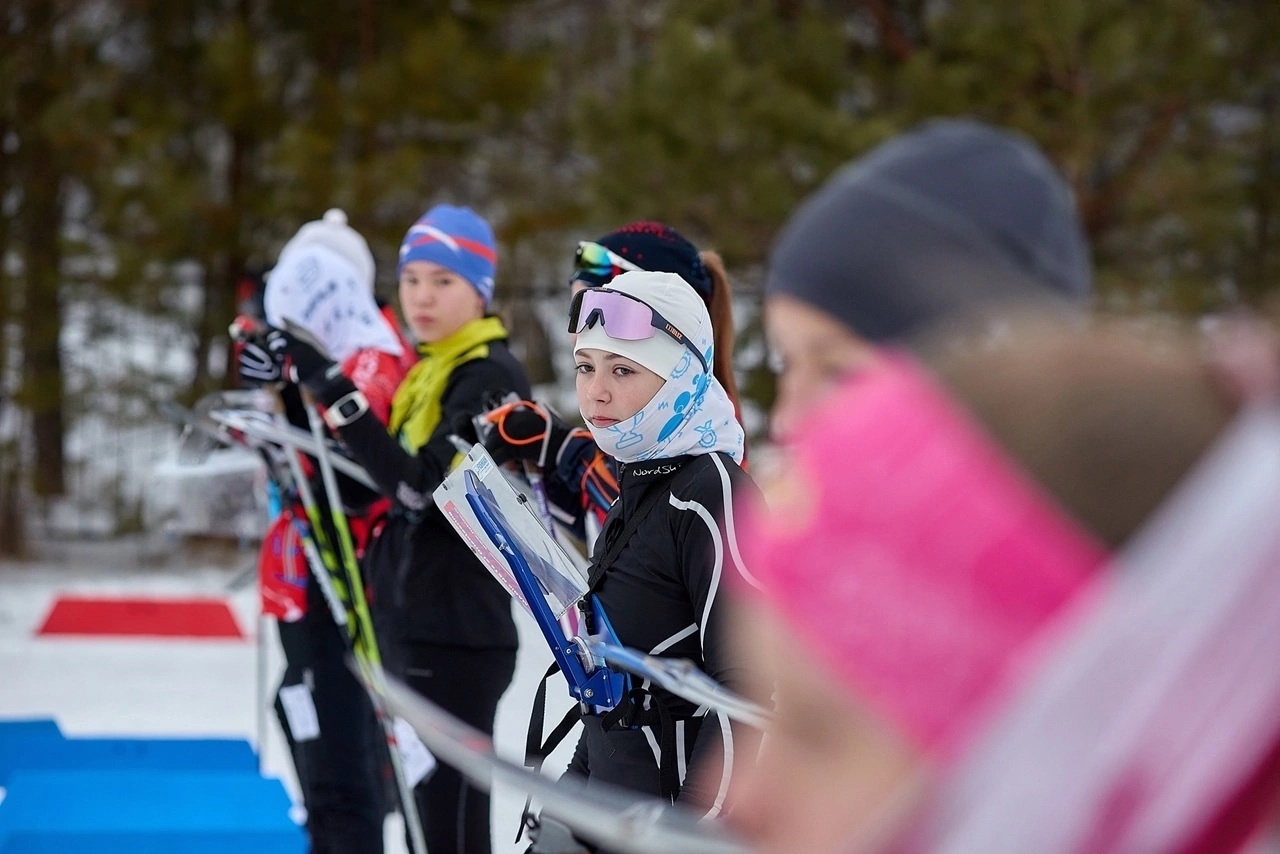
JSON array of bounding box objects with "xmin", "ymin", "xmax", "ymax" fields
[{"xmin": 765, "ymin": 117, "xmax": 1092, "ymax": 438}]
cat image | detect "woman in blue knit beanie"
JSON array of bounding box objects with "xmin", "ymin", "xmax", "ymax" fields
[
  {"xmin": 266, "ymin": 202, "xmax": 529, "ymax": 854},
  {"xmin": 397, "ymin": 203, "xmax": 499, "ymax": 338}
]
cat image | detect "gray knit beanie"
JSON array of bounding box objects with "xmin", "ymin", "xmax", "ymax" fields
[{"xmin": 767, "ymin": 118, "xmax": 1092, "ymax": 342}]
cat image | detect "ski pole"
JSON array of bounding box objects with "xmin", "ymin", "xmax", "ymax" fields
[
  {"xmin": 211, "ymin": 408, "xmax": 377, "ymax": 490},
  {"xmin": 301, "ymin": 398, "xmax": 428, "ymax": 854},
  {"xmin": 255, "ymin": 612, "xmax": 269, "ymax": 775},
  {"xmin": 300, "ymin": 400, "xmax": 377, "ymax": 659},
  {"xmin": 274, "ymin": 414, "xmax": 428, "ymax": 854},
  {"xmin": 280, "ymin": 441, "xmax": 352, "ymax": 629},
  {"xmin": 197, "ymin": 386, "xmax": 417, "ymax": 852}
]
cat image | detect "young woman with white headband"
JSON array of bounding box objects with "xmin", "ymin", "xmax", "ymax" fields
[{"xmin": 551, "ymin": 269, "xmax": 758, "ymax": 840}]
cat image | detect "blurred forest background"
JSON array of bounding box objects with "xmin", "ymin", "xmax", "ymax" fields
[{"xmin": 3, "ymin": 0, "xmax": 1280, "ymax": 554}]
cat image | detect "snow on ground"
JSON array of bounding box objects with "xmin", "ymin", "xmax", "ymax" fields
[{"xmin": 1, "ymin": 535, "xmax": 580, "ymax": 853}]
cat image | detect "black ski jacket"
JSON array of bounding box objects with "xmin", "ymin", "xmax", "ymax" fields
[
  {"xmin": 567, "ymin": 450, "xmax": 759, "ymax": 818},
  {"xmin": 323, "ymin": 336, "xmax": 530, "ymax": 651}
]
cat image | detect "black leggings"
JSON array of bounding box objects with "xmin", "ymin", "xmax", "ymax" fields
[
  {"xmin": 400, "ymin": 641, "xmax": 518, "ymax": 854},
  {"xmin": 276, "ymin": 613, "xmax": 386, "ymax": 854}
]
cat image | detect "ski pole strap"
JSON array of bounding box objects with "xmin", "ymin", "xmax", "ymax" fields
[
  {"xmin": 518, "ymin": 660, "xmax": 584, "ymax": 844},
  {"xmin": 526, "ymin": 662, "xmax": 583, "ymax": 771}
]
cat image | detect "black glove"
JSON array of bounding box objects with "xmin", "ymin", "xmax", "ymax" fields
[
  {"xmin": 445, "ymin": 408, "xmax": 481, "ymax": 447},
  {"xmin": 236, "ymin": 336, "xmax": 282, "ymax": 385},
  {"xmin": 481, "ymin": 400, "xmax": 578, "ymax": 469},
  {"xmin": 264, "ymin": 328, "xmax": 340, "ymax": 394}
]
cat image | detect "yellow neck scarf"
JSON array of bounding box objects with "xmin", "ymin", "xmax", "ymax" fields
[{"xmin": 389, "ymin": 316, "xmax": 509, "ymax": 453}]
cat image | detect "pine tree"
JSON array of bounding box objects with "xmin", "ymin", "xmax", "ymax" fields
[
  {"xmin": 2, "ymin": 2, "xmax": 123, "ymax": 508},
  {"xmin": 571, "ymin": 0, "xmax": 888, "ymax": 267},
  {"xmin": 96, "ymin": 1, "xmax": 285, "ymax": 400}
]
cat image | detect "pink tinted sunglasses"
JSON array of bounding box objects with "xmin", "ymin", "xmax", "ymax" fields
[{"xmin": 568, "ymin": 287, "xmax": 708, "ymax": 373}]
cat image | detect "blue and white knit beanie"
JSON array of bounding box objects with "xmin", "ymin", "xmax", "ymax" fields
[{"xmin": 398, "ymin": 204, "xmax": 498, "ymax": 306}]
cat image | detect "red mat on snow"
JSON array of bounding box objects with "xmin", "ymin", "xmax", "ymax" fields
[{"xmin": 37, "ymin": 596, "xmax": 244, "ymax": 639}]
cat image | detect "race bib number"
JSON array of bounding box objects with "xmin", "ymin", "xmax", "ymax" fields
[
  {"xmin": 393, "ymin": 716, "xmax": 437, "ymax": 786},
  {"xmin": 278, "ymin": 683, "xmax": 320, "ymax": 742}
]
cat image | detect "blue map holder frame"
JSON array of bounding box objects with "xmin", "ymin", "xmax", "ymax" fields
[{"xmin": 462, "ymin": 469, "xmax": 628, "ymax": 712}]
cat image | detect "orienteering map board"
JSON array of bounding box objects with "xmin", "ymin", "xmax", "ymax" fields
[{"xmin": 434, "ymin": 445, "xmax": 588, "ymax": 620}]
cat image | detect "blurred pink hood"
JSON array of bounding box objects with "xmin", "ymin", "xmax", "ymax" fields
[{"xmin": 740, "ymin": 353, "xmax": 1107, "ymax": 761}]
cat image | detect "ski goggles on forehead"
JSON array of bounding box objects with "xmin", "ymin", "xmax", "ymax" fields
[
  {"xmin": 568, "ymin": 287, "xmax": 709, "ymax": 373},
  {"xmin": 573, "ymin": 241, "xmax": 644, "ymax": 280}
]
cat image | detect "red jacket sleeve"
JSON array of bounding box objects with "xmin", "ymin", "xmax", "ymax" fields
[{"xmin": 340, "ymin": 347, "xmax": 408, "ymax": 426}]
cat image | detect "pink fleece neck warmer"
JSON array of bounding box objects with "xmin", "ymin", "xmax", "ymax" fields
[{"xmin": 741, "ymin": 353, "xmax": 1106, "ymax": 762}]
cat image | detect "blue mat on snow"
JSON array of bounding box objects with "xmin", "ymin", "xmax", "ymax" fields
[
  {"xmin": 0, "ymin": 730, "xmax": 257, "ymax": 785},
  {"xmin": 0, "ymin": 769, "xmax": 305, "ymax": 853},
  {"xmin": 0, "ymin": 720, "xmax": 62, "ymax": 756}
]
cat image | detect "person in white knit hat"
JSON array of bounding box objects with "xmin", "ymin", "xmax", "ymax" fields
[
  {"xmin": 261, "ymin": 209, "xmax": 404, "ymax": 367},
  {"xmin": 233, "ymin": 209, "xmax": 410, "ymax": 854}
]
